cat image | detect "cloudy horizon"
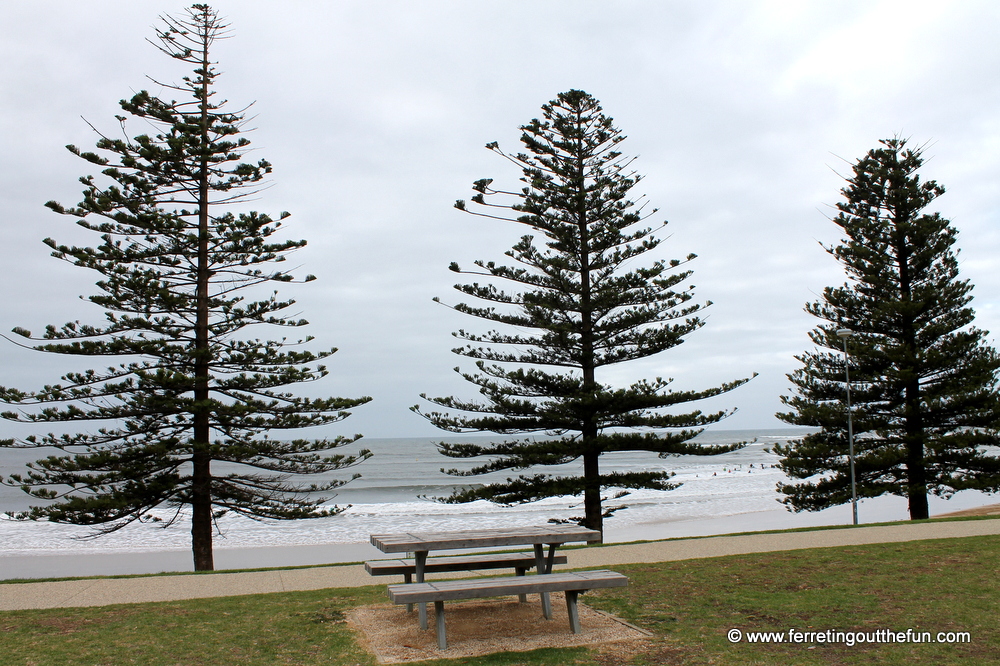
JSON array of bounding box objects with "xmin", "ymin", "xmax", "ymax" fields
[{"xmin": 2, "ymin": 1, "xmax": 998, "ymax": 443}]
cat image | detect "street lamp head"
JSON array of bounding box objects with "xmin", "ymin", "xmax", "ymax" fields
[{"xmin": 836, "ymin": 328, "xmax": 854, "ymax": 339}]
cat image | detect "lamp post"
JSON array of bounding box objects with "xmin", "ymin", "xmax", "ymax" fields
[{"xmin": 836, "ymin": 328, "xmax": 858, "ymax": 525}]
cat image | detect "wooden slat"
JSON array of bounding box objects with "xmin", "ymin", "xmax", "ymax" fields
[
  {"xmin": 371, "ymin": 525, "xmax": 600, "ymax": 553},
  {"xmin": 365, "ymin": 552, "xmax": 567, "ymax": 576},
  {"xmin": 388, "ymin": 572, "xmax": 626, "ymax": 604},
  {"xmin": 387, "ymin": 570, "xmax": 628, "ymax": 604}
]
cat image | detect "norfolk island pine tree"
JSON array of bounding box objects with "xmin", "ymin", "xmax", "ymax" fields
[
  {"xmin": 412, "ymin": 90, "xmax": 755, "ymax": 539},
  {"xmin": 775, "ymin": 137, "xmax": 1000, "ymax": 520},
  {"xmin": 0, "ymin": 5, "xmax": 371, "ymax": 571}
]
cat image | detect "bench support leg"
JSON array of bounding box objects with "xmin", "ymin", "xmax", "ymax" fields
[
  {"xmin": 565, "ymin": 590, "xmax": 582, "ymax": 633},
  {"xmin": 515, "ymin": 567, "xmax": 527, "ymax": 602},
  {"xmin": 404, "ymin": 573, "xmax": 413, "ymax": 612},
  {"xmin": 434, "ymin": 601, "xmax": 447, "ymax": 649},
  {"xmin": 533, "ymin": 544, "xmax": 553, "ymax": 619},
  {"xmin": 416, "ymin": 551, "xmax": 428, "ymax": 630}
]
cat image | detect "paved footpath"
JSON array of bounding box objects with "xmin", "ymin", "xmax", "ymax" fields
[{"xmin": 2, "ymin": 518, "xmax": 998, "ymax": 611}]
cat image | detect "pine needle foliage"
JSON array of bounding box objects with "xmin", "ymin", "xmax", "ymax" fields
[
  {"xmin": 0, "ymin": 5, "xmax": 371, "ymax": 571},
  {"xmin": 413, "ymin": 90, "xmax": 753, "ymax": 537},
  {"xmin": 775, "ymin": 137, "xmax": 1000, "ymax": 519}
]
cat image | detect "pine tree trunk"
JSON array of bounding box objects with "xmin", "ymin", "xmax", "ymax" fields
[
  {"xmin": 582, "ymin": 447, "xmax": 603, "ymax": 540},
  {"xmin": 894, "ymin": 213, "xmax": 930, "ymax": 521},
  {"xmin": 908, "ymin": 480, "xmax": 930, "ymax": 520},
  {"xmin": 191, "ymin": 452, "xmax": 214, "ymax": 570},
  {"xmin": 904, "ymin": 381, "xmax": 929, "ymax": 520},
  {"xmin": 191, "ymin": 33, "xmax": 215, "ymax": 572},
  {"xmin": 906, "ymin": 429, "xmax": 930, "ymax": 520},
  {"xmin": 574, "ymin": 141, "xmax": 604, "ymax": 542}
]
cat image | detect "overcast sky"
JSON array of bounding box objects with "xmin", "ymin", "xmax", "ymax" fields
[{"xmin": 1, "ymin": 1, "xmax": 998, "ymax": 442}]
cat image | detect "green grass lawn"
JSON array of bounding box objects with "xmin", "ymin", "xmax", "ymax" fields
[{"xmin": 1, "ymin": 534, "xmax": 997, "ymax": 665}]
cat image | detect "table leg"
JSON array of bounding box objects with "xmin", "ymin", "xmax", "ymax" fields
[
  {"xmin": 434, "ymin": 600, "xmax": 447, "ymax": 649},
  {"xmin": 566, "ymin": 590, "xmax": 581, "ymax": 633},
  {"xmin": 415, "ymin": 550, "xmax": 428, "ymax": 630},
  {"xmin": 533, "ymin": 544, "xmax": 553, "ymax": 619}
]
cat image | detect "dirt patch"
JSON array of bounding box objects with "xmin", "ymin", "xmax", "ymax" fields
[
  {"xmin": 934, "ymin": 504, "xmax": 1000, "ymax": 518},
  {"xmin": 346, "ymin": 593, "xmax": 651, "ymax": 664}
]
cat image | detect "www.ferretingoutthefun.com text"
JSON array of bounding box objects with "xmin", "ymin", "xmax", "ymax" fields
[{"xmin": 727, "ymin": 628, "xmax": 971, "ymax": 646}]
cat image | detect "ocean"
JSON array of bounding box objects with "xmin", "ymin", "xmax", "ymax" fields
[{"xmin": 1, "ymin": 428, "xmax": 995, "ymax": 578}]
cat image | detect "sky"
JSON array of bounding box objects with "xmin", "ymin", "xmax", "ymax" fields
[{"xmin": 1, "ymin": 0, "xmax": 999, "ymax": 442}]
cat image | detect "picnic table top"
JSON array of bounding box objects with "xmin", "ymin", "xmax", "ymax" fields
[{"xmin": 370, "ymin": 524, "xmax": 601, "ymax": 553}]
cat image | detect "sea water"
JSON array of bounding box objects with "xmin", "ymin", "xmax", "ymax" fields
[{"xmin": 1, "ymin": 429, "xmax": 995, "ymax": 577}]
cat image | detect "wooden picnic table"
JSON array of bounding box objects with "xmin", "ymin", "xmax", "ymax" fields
[{"xmin": 370, "ymin": 524, "xmax": 600, "ymax": 629}]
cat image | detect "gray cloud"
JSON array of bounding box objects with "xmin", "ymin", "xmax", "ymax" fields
[{"xmin": 2, "ymin": 0, "xmax": 998, "ymax": 439}]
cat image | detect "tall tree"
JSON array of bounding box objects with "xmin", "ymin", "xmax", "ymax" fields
[
  {"xmin": 775, "ymin": 137, "xmax": 1000, "ymax": 520},
  {"xmin": 0, "ymin": 4, "xmax": 370, "ymax": 571},
  {"xmin": 413, "ymin": 90, "xmax": 753, "ymax": 538}
]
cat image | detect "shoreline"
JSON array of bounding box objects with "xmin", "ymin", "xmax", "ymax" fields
[
  {"xmin": 4, "ymin": 496, "xmax": 998, "ymax": 581},
  {"xmin": 4, "ymin": 517, "xmax": 1000, "ymax": 612}
]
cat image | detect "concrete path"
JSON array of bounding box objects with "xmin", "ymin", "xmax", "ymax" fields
[{"xmin": 2, "ymin": 518, "xmax": 997, "ymax": 611}]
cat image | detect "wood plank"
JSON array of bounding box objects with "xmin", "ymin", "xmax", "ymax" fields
[
  {"xmin": 371, "ymin": 525, "xmax": 600, "ymax": 553},
  {"xmin": 365, "ymin": 552, "xmax": 567, "ymax": 576},
  {"xmin": 387, "ymin": 570, "xmax": 628, "ymax": 604}
]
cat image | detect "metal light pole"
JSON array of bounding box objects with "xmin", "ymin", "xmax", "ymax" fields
[{"xmin": 836, "ymin": 328, "xmax": 858, "ymax": 525}]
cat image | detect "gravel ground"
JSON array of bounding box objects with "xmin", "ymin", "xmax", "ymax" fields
[{"xmin": 347, "ymin": 594, "xmax": 651, "ymax": 664}]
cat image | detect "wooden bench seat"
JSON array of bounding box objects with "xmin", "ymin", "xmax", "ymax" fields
[
  {"xmin": 387, "ymin": 569, "xmax": 628, "ymax": 649},
  {"xmin": 366, "ymin": 551, "xmax": 568, "ymax": 606},
  {"xmin": 365, "ymin": 551, "xmax": 568, "ymax": 577}
]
